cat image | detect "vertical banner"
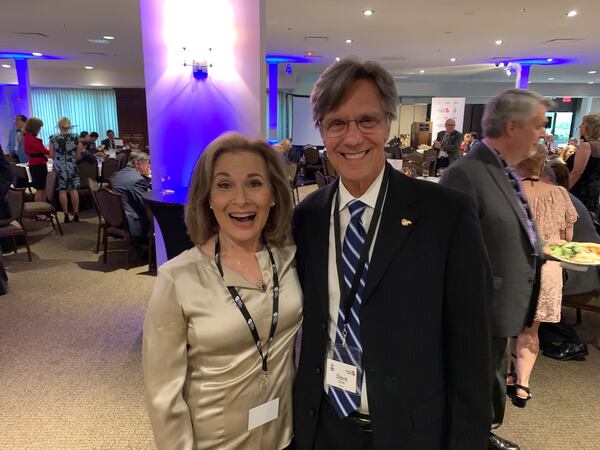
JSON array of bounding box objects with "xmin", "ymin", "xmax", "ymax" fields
[{"xmin": 431, "ymin": 97, "xmax": 466, "ymax": 137}]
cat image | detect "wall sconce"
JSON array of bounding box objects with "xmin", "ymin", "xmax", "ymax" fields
[{"xmin": 183, "ymin": 47, "xmax": 212, "ymax": 79}]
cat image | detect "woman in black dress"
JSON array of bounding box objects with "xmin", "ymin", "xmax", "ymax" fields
[{"xmin": 568, "ymin": 114, "xmax": 600, "ymax": 214}]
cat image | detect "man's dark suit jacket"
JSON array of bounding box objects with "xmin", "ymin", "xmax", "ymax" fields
[
  {"xmin": 112, "ymin": 166, "xmax": 150, "ymax": 238},
  {"xmin": 435, "ymin": 130, "xmax": 463, "ymax": 163},
  {"xmin": 101, "ymin": 138, "xmax": 117, "ymax": 149},
  {"xmin": 292, "ymin": 164, "xmax": 492, "ymax": 450},
  {"xmin": 440, "ymin": 142, "xmax": 542, "ymax": 337}
]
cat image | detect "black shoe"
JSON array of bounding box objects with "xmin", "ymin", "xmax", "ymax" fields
[
  {"xmin": 73, "ymin": 213, "xmax": 80, "ymax": 222},
  {"xmin": 488, "ymin": 432, "xmax": 520, "ymax": 450},
  {"xmin": 64, "ymin": 213, "xmax": 70, "ymax": 224},
  {"xmin": 543, "ymin": 342, "xmax": 588, "ymax": 361},
  {"xmin": 511, "ymin": 384, "xmax": 532, "ymax": 408}
]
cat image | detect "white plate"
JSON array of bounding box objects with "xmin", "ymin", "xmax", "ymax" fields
[{"xmin": 551, "ymin": 242, "xmax": 600, "ymax": 267}]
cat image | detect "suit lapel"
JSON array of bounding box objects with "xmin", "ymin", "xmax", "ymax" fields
[
  {"xmin": 475, "ymin": 146, "xmax": 535, "ymax": 251},
  {"xmin": 362, "ymin": 168, "xmax": 418, "ymax": 301},
  {"xmin": 310, "ymin": 180, "xmax": 338, "ymax": 321}
]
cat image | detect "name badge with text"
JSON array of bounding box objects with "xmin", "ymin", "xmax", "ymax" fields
[{"xmin": 325, "ymin": 358, "xmax": 358, "ymax": 394}]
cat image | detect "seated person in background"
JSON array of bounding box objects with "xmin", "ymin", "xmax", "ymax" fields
[
  {"xmin": 79, "ymin": 131, "xmax": 90, "ymax": 146},
  {"xmin": 101, "ymin": 129, "xmax": 118, "ymax": 149},
  {"xmin": 88, "ymin": 132, "xmax": 99, "ymax": 153},
  {"xmin": 272, "ymin": 138, "xmax": 292, "ymax": 164},
  {"xmin": 112, "ymin": 151, "xmax": 151, "ymax": 240},
  {"xmin": 467, "ymin": 131, "xmax": 480, "ymax": 151}
]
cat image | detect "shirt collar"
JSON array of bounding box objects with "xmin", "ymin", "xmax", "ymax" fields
[{"xmin": 338, "ymin": 165, "xmax": 385, "ymax": 211}]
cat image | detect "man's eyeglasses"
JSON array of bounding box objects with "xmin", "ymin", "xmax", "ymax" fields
[{"xmin": 320, "ymin": 114, "xmax": 390, "ymax": 138}]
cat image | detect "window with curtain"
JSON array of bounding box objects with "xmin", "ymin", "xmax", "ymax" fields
[{"xmin": 30, "ymin": 88, "xmax": 119, "ymax": 145}]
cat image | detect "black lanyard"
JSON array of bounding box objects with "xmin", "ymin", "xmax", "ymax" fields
[
  {"xmin": 333, "ymin": 164, "xmax": 389, "ymax": 336},
  {"xmin": 214, "ymin": 238, "xmax": 279, "ymax": 374}
]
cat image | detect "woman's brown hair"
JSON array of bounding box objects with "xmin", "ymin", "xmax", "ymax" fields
[{"xmin": 24, "ymin": 117, "xmax": 43, "ymax": 136}]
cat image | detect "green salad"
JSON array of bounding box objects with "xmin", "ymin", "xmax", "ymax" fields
[{"xmin": 550, "ymin": 243, "xmax": 583, "ymax": 259}]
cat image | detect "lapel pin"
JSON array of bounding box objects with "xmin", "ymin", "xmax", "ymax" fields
[{"xmin": 401, "ymin": 218, "xmax": 412, "ymax": 227}]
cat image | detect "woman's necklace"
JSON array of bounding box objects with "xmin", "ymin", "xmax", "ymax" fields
[
  {"xmin": 521, "ymin": 176, "xmax": 540, "ymax": 186},
  {"xmin": 220, "ymin": 245, "xmax": 267, "ymax": 292}
]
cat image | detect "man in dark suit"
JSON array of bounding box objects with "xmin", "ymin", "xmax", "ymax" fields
[
  {"xmin": 440, "ymin": 89, "xmax": 552, "ymax": 450},
  {"xmin": 7, "ymin": 114, "xmax": 27, "ymax": 163},
  {"xmin": 432, "ymin": 118, "xmax": 462, "ymax": 173},
  {"xmin": 101, "ymin": 129, "xmax": 118, "ymax": 149},
  {"xmin": 112, "ymin": 151, "xmax": 151, "ymax": 239},
  {"xmin": 292, "ymin": 58, "xmax": 492, "ymax": 450}
]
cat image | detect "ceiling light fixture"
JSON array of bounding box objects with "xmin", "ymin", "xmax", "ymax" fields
[
  {"xmin": 102, "ymin": 35, "xmax": 115, "ymax": 40},
  {"xmin": 345, "ymin": 39, "xmax": 353, "ymax": 44},
  {"xmin": 335, "ymin": 57, "xmax": 340, "ymax": 62},
  {"xmin": 32, "ymin": 52, "xmax": 43, "ymax": 56},
  {"xmin": 588, "ymin": 82, "xmax": 595, "ymax": 85},
  {"xmin": 566, "ymin": 10, "xmax": 578, "ymax": 17},
  {"xmin": 84, "ymin": 66, "xmax": 94, "ymax": 70},
  {"xmin": 450, "ymin": 58, "xmax": 456, "ymax": 62},
  {"xmin": 362, "ymin": 10, "xmax": 374, "ymax": 16},
  {"xmin": 1, "ymin": 64, "xmax": 10, "ymax": 68},
  {"xmin": 495, "ymin": 40, "xmax": 502, "ymax": 45},
  {"xmin": 547, "ymin": 58, "xmax": 553, "ymax": 62},
  {"xmin": 419, "ymin": 69, "xmax": 425, "ymax": 73},
  {"xmin": 548, "ymin": 77, "xmax": 555, "ymax": 80},
  {"xmin": 588, "ymin": 70, "xmax": 597, "ymax": 74}
]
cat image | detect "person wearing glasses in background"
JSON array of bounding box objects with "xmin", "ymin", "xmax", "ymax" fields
[
  {"xmin": 292, "ymin": 57, "xmax": 492, "ymax": 450},
  {"xmin": 432, "ymin": 119, "xmax": 463, "ymax": 175}
]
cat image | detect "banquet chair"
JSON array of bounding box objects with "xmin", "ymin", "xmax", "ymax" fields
[
  {"xmin": 116, "ymin": 152, "xmax": 128, "ymax": 171},
  {"xmin": 403, "ymin": 152, "xmax": 424, "ymax": 166},
  {"xmin": 9, "ymin": 163, "xmax": 33, "ymax": 194},
  {"xmin": 315, "ymin": 171, "xmax": 331, "ymax": 189},
  {"xmin": 303, "ymin": 145, "xmax": 323, "ymax": 174},
  {"xmin": 0, "ymin": 188, "xmax": 32, "ymax": 261},
  {"xmin": 94, "ymin": 187, "xmax": 133, "ymax": 268},
  {"xmin": 77, "ymin": 161, "xmax": 98, "ymax": 209},
  {"xmin": 88, "ymin": 178, "xmax": 107, "ymax": 253},
  {"xmin": 22, "ymin": 171, "xmax": 63, "ymax": 235},
  {"xmin": 324, "ymin": 157, "xmax": 337, "ymax": 177},
  {"xmin": 285, "ymin": 162, "xmax": 300, "ymax": 205},
  {"xmin": 101, "ymin": 158, "xmax": 119, "ymax": 185}
]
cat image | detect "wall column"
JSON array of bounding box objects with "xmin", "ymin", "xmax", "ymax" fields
[
  {"xmin": 14, "ymin": 59, "xmax": 32, "ymax": 117},
  {"xmin": 139, "ymin": 0, "xmax": 265, "ymax": 264},
  {"xmin": 515, "ymin": 63, "xmax": 531, "ymax": 90}
]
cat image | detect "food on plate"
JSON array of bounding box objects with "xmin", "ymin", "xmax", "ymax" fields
[{"xmin": 549, "ymin": 242, "xmax": 600, "ymax": 264}]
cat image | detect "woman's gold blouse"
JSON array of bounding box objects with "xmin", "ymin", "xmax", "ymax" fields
[{"xmin": 143, "ymin": 244, "xmax": 302, "ymax": 450}]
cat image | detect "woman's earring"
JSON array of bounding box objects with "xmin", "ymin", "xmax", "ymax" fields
[
  {"xmin": 270, "ymin": 201, "xmax": 276, "ymax": 207},
  {"xmin": 209, "ymin": 203, "xmax": 213, "ymax": 210}
]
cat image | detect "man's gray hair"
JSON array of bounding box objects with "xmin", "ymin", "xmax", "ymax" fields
[
  {"xmin": 127, "ymin": 150, "xmax": 150, "ymax": 167},
  {"xmin": 310, "ymin": 57, "xmax": 398, "ymax": 127},
  {"xmin": 482, "ymin": 89, "xmax": 554, "ymax": 138}
]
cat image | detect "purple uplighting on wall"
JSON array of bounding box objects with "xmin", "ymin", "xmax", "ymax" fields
[{"xmin": 140, "ymin": 0, "xmax": 264, "ymax": 265}]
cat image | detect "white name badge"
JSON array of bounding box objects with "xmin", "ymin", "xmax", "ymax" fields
[
  {"xmin": 248, "ymin": 397, "xmax": 279, "ymax": 431},
  {"xmin": 325, "ymin": 358, "xmax": 358, "ymax": 394}
]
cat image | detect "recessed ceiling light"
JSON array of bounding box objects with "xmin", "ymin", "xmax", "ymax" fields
[
  {"xmin": 335, "ymin": 57, "xmax": 340, "ymax": 62},
  {"xmin": 394, "ymin": 76, "xmax": 408, "ymax": 79},
  {"xmin": 588, "ymin": 82, "xmax": 595, "ymax": 85},
  {"xmin": 566, "ymin": 10, "xmax": 578, "ymax": 17},
  {"xmin": 419, "ymin": 70, "xmax": 425, "ymax": 73},
  {"xmin": 84, "ymin": 66, "xmax": 94, "ymax": 70},
  {"xmin": 305, "ymin": 50, "xmax": 314, "ymax": 57},
  {"xmin": 32, "ymin": 52, "xmax": 43, "ymax": 56},
  {"xmin": 548, "ymin": 77, "xmax": 555, "ymax": 80},
  {"xmin": 87, "ymin": 38, "xmax": 110, "ymax": 44},
  {"xmin": 345, "ymin": 39, "xmax": 353, "ymax": 44},
  {"xmin": 1, "ymin": 64, "xmax": 11, "ymax": 68},
  {"xmin": 588, "ymin": 70, "xmax": 597, "ymax": 74},
  {"xmin": 450, "ymin": 58, "xmax": 456, "ymax": 62},
  {"xmin": 102, "ymin": 35, "xmax": 115, "ymax": 40},
  {"xmin": 495, "ymin": 40, "xmax": 502, "ymax": 45},
  {"xmin": 362, "ymin": 10, "xmax": 375, "ymax": 16},
  {"xmin": 547, "ymin": 58, "xmax": 553, "ymax": 62}
]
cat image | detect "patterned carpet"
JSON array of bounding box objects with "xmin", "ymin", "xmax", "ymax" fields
[{"xmin": 0, "ymin": 202, "xmax": 598, "ymax": 450}]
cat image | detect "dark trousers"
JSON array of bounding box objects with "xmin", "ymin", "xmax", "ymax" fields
[
  {"xmin": 490, "ymin": 337, "xmax": 509, "ymax": 428},
  {"xmin": 313, "ymin": 396, "xmax": 374, "ymax": 450}
]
